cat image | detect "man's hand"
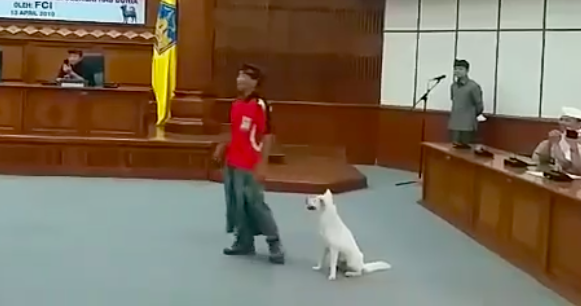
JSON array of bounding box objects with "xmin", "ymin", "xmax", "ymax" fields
[
  {"xmin": 253, "ymin": 162, "xmax": 268, "ymax": 182},
  {"xmin": 62, "ymin": 64, "xmax": 72, "ymax": 73},
  {"xmin": 212, "ymin": 144, "xmax": 225, "ymax": 164},
  {"xmin": 548, "ymin": 130, "xmax": 561, "ymax": 145}
]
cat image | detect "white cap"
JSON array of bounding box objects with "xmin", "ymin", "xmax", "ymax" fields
[{"xmin": 562, "ymin": 107, "xmax": 581, "ymax": 120}]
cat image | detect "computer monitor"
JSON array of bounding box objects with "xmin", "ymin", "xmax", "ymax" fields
[{"xmin": 81, "ymin": 53, "xmax": 105, "ymax": 87}]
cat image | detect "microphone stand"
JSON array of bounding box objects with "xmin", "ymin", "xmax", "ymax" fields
[{"xmin": 395, "ymin": 77, "xmax": 444, "ymax": 186}]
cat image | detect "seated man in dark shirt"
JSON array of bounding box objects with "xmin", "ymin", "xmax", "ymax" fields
[{"xmin": 56, "ymin": 50, "xmax": 84, "ymax": 82}]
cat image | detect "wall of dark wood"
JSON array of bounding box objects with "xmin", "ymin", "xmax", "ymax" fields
[{"xmin": 212, "ymin": 0, "xmax": 384, "ymax": 103}]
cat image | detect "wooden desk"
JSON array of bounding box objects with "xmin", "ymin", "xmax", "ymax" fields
[
  {"xmin": 422, "ymin": 142, "xmax": 581, "ymax": 304},
  {"xmin": 0, "ymin": 82, "xmax": 151, "ymax": 138}
]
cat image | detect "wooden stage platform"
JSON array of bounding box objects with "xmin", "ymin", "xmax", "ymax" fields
[
  {"xmin": 0, "ymin": 82, "xmax": 365, "ymax": 194},
  {"xmin": 0, "ymin": 129, "xmax": 367, "ymax": 194}
]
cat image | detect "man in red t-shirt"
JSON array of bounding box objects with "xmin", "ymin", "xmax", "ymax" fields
[{"xmin": 213, "ymin": 64, "xmax": 284, "ymax": 264}]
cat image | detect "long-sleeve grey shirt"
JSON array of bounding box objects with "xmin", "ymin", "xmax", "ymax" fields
[{"xmin": 448, "ymin": 78, "xmax": 484, "ymax": 131}]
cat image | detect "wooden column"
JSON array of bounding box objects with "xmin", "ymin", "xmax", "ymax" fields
[
  {"xmin": 162, "ymin": 0, "xmax": 219, "ymax": 135},
  {"xmin": 175, "ymin": 0, "xmax": 214, "ymax": 94}
]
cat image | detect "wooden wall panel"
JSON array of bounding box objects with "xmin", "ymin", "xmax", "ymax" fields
[
  {"xmin": 175, "ymin": 0, "xmax": 214, "ymax": 93},
  {"xmin": 375, "ymin": 107, "xmax": 557, "ymax": 172},
  {"xmin": 506, "ymin": 182, "xmax": 551, "ymax": 269},
  {"xmin": 423, "ymin": 148, "xmax": 452, "ymax": 214},
  {"xmin": 213, "ymin": 0, "xmax": 384, "ymax": 103},
  {"xmin": 0, "ymin": 137, "xmax": 212, "ymax": 181},
  {"xmin": 0, "ymin": 87, "xmax": 23, "ymax": 132},
  {"xmin": 0, "ymin": 84, "xmax": 149, "ymax": 138},
  {"xmin": 375, "ymin": 108, "xmax": 449, "ymax": 171},
  {"xmin": 28, "ymin": 45, "xmax": 66, "ymax": 82},
  {"xmin": 1, "ymin": 43, "xmax": 25, "ymax": 81},
  {"xmin": 102, "ymin": 46, "xmax": 152, "ymax": 85},
  {"xmin": 473, "ymin": 169, "xmax": 505, "ymax": 241},
  {"xmin": 549, "ymin": 195, "xmax": 581, "ymax": 292},
  {"xmin": 25, "ymin": 88, "xmax": 80, "ymax": 133}
]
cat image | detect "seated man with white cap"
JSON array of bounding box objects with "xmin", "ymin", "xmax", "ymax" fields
[{"xmin": 533, "ymin": 106, "xmax": 581, "ymax": 174}]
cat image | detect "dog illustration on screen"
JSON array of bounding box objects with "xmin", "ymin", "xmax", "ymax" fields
[{"xmin": 121, "ymin": 5, "xmax": 137, "ymax": 23}]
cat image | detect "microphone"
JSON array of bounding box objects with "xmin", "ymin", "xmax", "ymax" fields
[{"xmin": 431, "ymin": 74, "xmax": 446, "ymax": 81}]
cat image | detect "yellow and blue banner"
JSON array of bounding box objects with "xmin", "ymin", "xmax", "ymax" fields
[{"xmin": 152, "ymin": 0, "xmax": 177, "ymax": 126}]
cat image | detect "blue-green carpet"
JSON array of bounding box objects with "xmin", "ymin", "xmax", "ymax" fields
[{"xmin": 0, "ymin": 166, "xmax": 571, "ymax": 306}]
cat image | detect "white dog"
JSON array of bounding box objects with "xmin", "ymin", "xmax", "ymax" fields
[{"xmin": 306, "ymin": 189, "xmax": 392, "ymax": 280}]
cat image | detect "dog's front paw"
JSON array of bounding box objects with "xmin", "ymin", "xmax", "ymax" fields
[
  {"xmin": 328, "ymin": 274, "xmax": 337, "ymax": 281},
  {"xmin": 312, "ymin": 265, "xmax": 322, "ymax": 271}
]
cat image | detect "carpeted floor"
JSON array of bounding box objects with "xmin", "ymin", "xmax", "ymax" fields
[{"xmin": 0, "ymin": 166, "xmax": 571, "ymax": 306}]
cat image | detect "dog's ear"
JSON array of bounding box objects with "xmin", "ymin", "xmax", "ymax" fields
[{"xmin": 321, "ymin": 189, "xmax": 333, "ymax": 206}]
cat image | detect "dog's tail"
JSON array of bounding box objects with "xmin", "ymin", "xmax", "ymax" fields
[{"xmin": 363, "ymin": 261, "xmax": 392, "ymax": 273}]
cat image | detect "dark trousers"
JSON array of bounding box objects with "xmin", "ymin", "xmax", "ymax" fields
[
  {"xmin": 223, "ymin": 166, "xmax": 279, "ymax": 242},
  {"xmin": 450, "ymin": 130, "xmax": 476, "ymax": 144}
]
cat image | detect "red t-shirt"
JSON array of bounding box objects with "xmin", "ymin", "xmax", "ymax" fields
[{"xmin": 226, "ymin": 96, "xmax": 272, "ymax": 171}]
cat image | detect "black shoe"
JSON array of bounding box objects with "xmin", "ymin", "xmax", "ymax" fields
[
  {"xmin": 223, "ymin": 237, "xmax": 255, "ymax": 256},
  {"xmin": 267, "ymin": 238, "xmax": 285, "ymax": 264}
]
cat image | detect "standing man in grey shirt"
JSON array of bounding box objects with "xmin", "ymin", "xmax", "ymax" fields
[{"xmin": 449, "ymin": 59, "xmax": 484, "ymax": 144}]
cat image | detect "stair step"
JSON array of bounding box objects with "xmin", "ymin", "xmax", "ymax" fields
[
  {"xmin": 165, "ymin": 118, "xmax": 204, "ymax": 135},
  {"xmin": 171, "ymin": 97, "xmax": 204, "ymax": 118},
  {"xmin": 282, "ymin": 145, "xmax": 346, "ymax": 161},
  {"xmin": 164, "ymin": 117, "xmax": 222, "ymax": 135},
  {"xmin": 269, "ymin": 144, "xmax": 285, "ymax": 164},
  {"xmin": 165, "ymin": 117, "xmax": 285, "ymax": 162}
]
